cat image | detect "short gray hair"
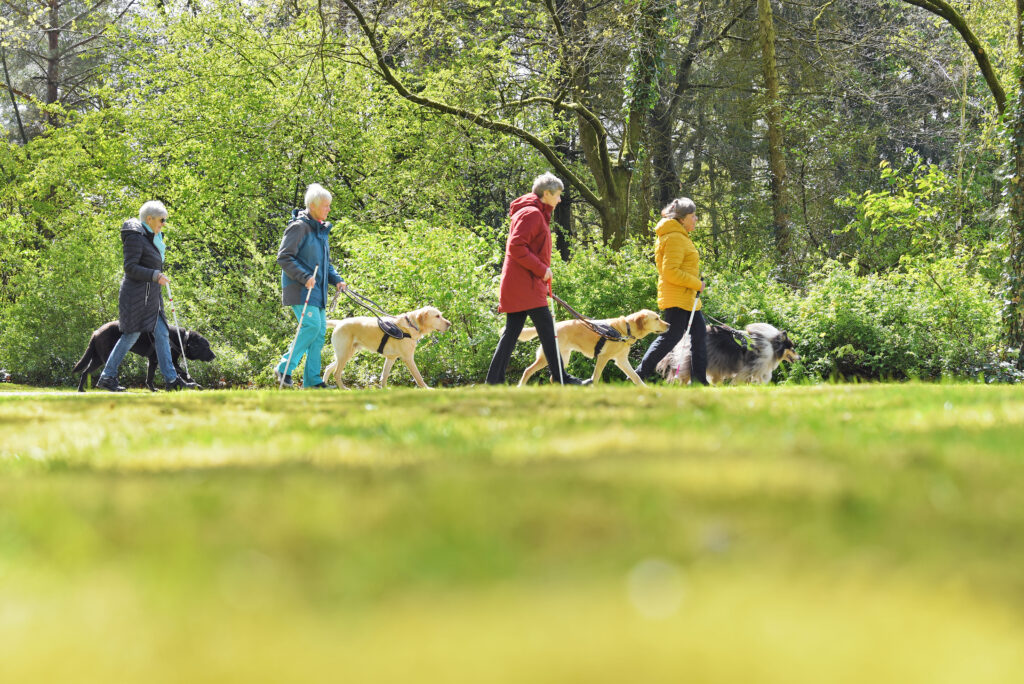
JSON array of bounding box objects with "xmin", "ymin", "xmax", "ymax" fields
[
  {"xmin": 661, "ymin": 197, "xmax": 696, "ymax": 220},
  {"xmin": 304, "ymin": 183, "xmax": 332, "ymax": 209},
  {"xmin": 531, "ymin": 172, "xmax": 564, "ymax": 196},
  {"xmin": 139, "ymin": 200, "xmax": 168, "ymax": 223}
]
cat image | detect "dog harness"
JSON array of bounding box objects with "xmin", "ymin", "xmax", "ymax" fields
[
  {"xmin": 376, "ymin": 315, "xmax": 417, "ymax": 353},
  {"xmin": 378, "ymin": 330, "xmax": 412, "ymax": 353},
  {"xmin": 592, "ymin": 321, "xmax": 632, "ymax": 358}
]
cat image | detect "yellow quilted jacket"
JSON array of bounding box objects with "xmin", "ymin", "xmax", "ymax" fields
[{"xmin": 654, "ymin": 218, "xmax": 702, "ymax": 311}]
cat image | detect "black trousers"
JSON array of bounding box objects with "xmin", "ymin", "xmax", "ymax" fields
[
  {"xmin": 486, "ymin": 306, "xmax": 569, "ymax": 384},
  {"xmin": 636, "ymin": 307, "xmax": 709, "ymax": 385}
]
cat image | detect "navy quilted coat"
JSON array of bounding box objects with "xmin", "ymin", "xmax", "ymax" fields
[{"xmin": 117, "ymin": 219, "xmax": 167, "ymax": 334}]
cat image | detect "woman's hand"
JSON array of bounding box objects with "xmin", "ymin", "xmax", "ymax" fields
[
  {"xmin": 542, "ymin": 268, "xmax": 552, "ymax": 283},
  {"xmin": 305, "ymin": 275, "xmax": 316, "ymax": 289},
  {"xmin": 337, "ymin": 282, "xmax": 347, "ymax": 292},
  {"xmin": 157, "ymin": 274, "xmax": 170, "ymax": 286}
]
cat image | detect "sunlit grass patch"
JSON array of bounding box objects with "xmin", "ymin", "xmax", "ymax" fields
[{"xmin": 2, "ymin": 383, "xmax": 1024, "ymax": 681}]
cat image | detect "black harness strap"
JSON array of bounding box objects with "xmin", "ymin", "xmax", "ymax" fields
[
  {"xmin": 378, "ymin": 330, "xmax": 412, "ymax": 353},
  {"xmin": 593, "ymin": 322, "xmax": 632, "ymax": 357}
]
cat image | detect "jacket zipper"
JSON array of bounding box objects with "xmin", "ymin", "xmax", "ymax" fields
[{"xmin": 145, "ymin": 282, "xmax": 150, "ymax": 305}]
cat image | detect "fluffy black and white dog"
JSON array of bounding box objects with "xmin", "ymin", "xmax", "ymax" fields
[
  {"xmin": 72, "ymin": 320, "xmax": 216, "ymax": 392},
  {"xmin": 656, "ymin": 322, "xmax": 799, "ymax": 385}
]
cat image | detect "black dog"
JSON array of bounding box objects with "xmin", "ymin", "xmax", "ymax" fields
[{"xmin": 73, "ymin": 321, "xmax": 216, "ymax": 392}]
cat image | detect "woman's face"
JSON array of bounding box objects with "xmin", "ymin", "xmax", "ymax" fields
[
  {"xmin": 309, "ymin": 199, "xmax": 331, "ymax": 223},
  {"xmin": 145, "ymin": 215, "xmax": 167, "ymax": 234},
  {"xmin": 682, "ymin": 212, "xmax": 697, "ymax": 232},
  {"xmin": 540, "ymin": 189, "xmax": 562, "ymax": 209}
]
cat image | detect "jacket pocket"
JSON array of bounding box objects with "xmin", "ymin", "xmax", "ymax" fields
[{"xmin": 145, "ymin": 282, "xmax": 151, "ymax": 306}]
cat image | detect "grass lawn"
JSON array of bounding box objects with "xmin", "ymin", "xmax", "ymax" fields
[{"xmin": 2, "ymin": 383, "xmax": 1023, "ymax": 683}]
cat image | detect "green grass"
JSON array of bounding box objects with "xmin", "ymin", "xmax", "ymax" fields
[{"xmin": 2, "ymin": 383, "xmax": 1023, "ymax": 683}]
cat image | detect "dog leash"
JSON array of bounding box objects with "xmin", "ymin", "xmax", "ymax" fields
[
  {"xmin": 700, "ymin": 311, "xmax": 759, "ymax": 352},
  {"xmin": 341, "ymin": 287, "xmax": 415, "ymax": 339},
  {"xmin": 327, "ymin": 287, "xmax": 344, "ymax": 317},
  {"xmin": 549, "ymin": 292, "xmax": 631, "ymax": 342}
]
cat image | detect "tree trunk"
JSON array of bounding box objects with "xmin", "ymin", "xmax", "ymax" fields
[
  {"xmin": 757, "ymin": 0, "xmax": 790, "ymax": 263},
  {"xmin": 1, "ymin": 41, "xmax": 28, "ymax": 145},
  {"xmin": 551, "ymin": 0, "xmax": 580, "ymax": 261},
  {"xmin": 650, "ymin": 4, "xmax": 705, "ymax": 212},
  {"xmin": 1008, "ymin": 0, "xmax": 1024, "ymax": 367},
  {"xmin": 45, "ymin": 0, "xmax": 61, "ymax": 126},
  {"xmin": 607, "ymin": 0, "xmax": 669, "ymax": 249},
  {"xmin": 708, "ymin": 153, "xmax": 721, "ymax": 260}
]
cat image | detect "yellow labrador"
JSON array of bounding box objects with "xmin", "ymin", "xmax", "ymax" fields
[
  {"xmin": 322, "ymin": 306, "xmax": 452, "ymax": 389},
  {"xmin": 517, "ymin": 309, "xmax": 669, "ymax": 386}
]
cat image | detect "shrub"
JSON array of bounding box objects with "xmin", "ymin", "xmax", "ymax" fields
[{"xmin": 701, "ymin": 256, "xmax": 1004, "ymax": 382}]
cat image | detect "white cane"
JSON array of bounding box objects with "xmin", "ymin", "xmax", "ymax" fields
[
  {"xmin": 683, "ymin": 290, "xmax": 701, "ymax": 339},
  {"xmin": 165, "ymin": 282, "xmax": 190, "ymax": 381},
  {"xmin": 548, "ymin": 281, "xmax": 565, "ymax": 385},
  {"xmin": 679, "ymin": 288, "xmax": 702, "ymax": 383},
  {"xmin": 281, "ymin": 265, "xmax": 319, "ymax": 389}
]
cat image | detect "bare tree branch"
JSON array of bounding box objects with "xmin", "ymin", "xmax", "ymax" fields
[{"xmin": 338, "ymin": 0, "xmax": 605, "ymax": 211}]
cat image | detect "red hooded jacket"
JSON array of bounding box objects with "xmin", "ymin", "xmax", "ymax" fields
[{"xmin": 499, "ymin": 194, "xmax": 552, "ymax": 313}]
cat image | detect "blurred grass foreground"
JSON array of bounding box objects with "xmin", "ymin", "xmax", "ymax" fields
[{"xmin": 2, "ymin": 383, "xmax": 1024, "ymax": 683}]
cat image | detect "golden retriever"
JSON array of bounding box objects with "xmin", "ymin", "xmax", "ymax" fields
[
  {"xmin": 517, "ymin": 309, "xmax": 669, "ymax": 386},
  {"xmin": 322, "ymin": 306, "xmax": 452, "ymax": 389}
]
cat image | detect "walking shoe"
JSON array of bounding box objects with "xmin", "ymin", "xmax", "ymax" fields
[
  {"xmin": 304, "ymin": 382, "xmax": 329, "ymax": 390},
  {"xmin": 274, "ymin": 370, "xmax": 293, "ymax": 388},
  {"xmin": 165, "ymin": 376, "xmax": 196, "ymax": 391},
  {"xmin": 96, "ymin": 375, "xmax": 125, "ymax": 392},
  {"xmin": 553, "ymin": 374, "xmax": 585, "ymax": 386}
]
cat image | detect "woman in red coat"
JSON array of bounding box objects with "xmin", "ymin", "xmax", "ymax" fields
[{"xmin": 486, "ymin": 173, "xmax": 583, "ymax": 385}]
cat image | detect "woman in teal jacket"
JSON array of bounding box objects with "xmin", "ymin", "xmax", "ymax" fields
[{"xmin": 274, "ymin": 183, "xmax": 346, "ymax": 388}]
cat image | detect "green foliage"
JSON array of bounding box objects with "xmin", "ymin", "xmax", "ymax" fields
[
  {"xmin": 705, "ymin": 256, "xmax": 1009, "ymax": 383},
  {"xmin": 0, "ymin": 216, "xmax": 123, "ymax": 383},
  {"xmin": 837, "ymin": 152, "xmax": 953, "ymax": 270},
  {"xmin": 0, "ymin": 0, "xmax": 1019, "ymax": 386}
]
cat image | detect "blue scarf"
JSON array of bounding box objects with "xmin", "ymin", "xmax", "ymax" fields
[{"xmin": 143, "ymin": 221, "xmax": 167, "ymax": 260}]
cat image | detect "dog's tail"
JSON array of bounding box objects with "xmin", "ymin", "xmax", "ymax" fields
[
  {"xmin": 655, "ymin": 335, "xmax": 691, "ymax": 384},
  {"xmin": 496, "ymin": 325, "xmax": 539, "ymax": 341},
  {"xmin": 322, "ymin": 361, "xmax": 337, "ymax": 385},
  {"xmin": 71, "ymin": 339, "xmax": 96, "ymax": 373}
]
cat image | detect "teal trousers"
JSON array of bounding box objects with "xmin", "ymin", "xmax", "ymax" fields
[{"xmin": 277, "ymin": 305, "xmax": 327, "ymax": 386}]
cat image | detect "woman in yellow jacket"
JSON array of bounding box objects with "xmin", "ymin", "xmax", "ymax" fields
[{"xmin": 635, "ymin": 198, "xmax": 709, "ymax": 385}]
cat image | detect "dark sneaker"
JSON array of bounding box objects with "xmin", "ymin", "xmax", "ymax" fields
[
  {"xmin": 166, "ymin": 376, "xmax": 192, "ymax": 391},
  {"xmin": 274, "ymin": 370, "xmax": 293, "ymax": 388},
  {"xmin": 553, "ymin": 374, "xmax": 585, "ymax": 386},
  {"xmin": 304, "ymin": 382, "xmax": 329, "ymax": 390},
  {"xmin": 96, "ymin": 375, "xmax": 125, "ymax": 392}
]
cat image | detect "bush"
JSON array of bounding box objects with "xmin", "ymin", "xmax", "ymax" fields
[
  {"xmin": 701, "ymin": 256, "xmax": 1004, "ymax": 382},
  {"xmin": 0, "ymin": 216, "xmax": 122, "ymax": 385}
]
